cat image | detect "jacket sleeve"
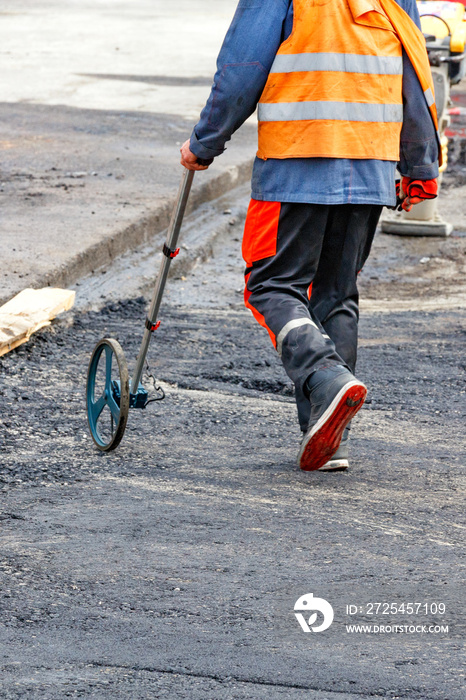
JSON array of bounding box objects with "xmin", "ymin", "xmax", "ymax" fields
[
  {"xmin": 398, "ymin": 0, "xmax": 439, "ymax": 179},
  {"xmin": 189, "ymin": 0, "xmax": 291, "ymax": 161}
]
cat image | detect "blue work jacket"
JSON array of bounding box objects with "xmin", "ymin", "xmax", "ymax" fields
[{"xmin": 189, "ymin": 0, "xmax": 439, "ymax": 206}]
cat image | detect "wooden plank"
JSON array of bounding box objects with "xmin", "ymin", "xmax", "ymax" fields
[{"xmin": 0, "ymin": 288, "xmax": 75, "ymax": 357}]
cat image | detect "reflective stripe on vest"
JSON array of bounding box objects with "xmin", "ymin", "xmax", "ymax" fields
[
  {"xmin": 257, "ymin": 0, "xmax": 404, "ymax": 161},
  {"xmin": 269, "ymin": 52, "xmax": 403, "ymax": 76},
  {"xmin": 258, "ymin": 101, "xmax": 403, "ymax": 124},
  {"xmin": 424, "ymin": 88, "xmax": 435, "ymax": 107}
]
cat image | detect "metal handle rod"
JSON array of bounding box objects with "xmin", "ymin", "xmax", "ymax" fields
[{"xmin": 131, "ymin": 169, "xmax": 195, "ymax": 394}]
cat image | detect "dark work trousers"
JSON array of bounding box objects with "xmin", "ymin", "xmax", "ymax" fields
[{"xmin": 242, "ymin": 200, "xmax": 383, "ymax": 430}]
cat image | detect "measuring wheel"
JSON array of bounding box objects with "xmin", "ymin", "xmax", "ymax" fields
[
  {"xmin": 86, "ymin": 338, "xmax": 130, "ymax": 451},
  {"xmin": 85, "ymin": 168, "xmax": 207, "ymax": 452}
]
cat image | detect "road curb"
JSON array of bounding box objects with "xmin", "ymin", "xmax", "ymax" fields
[
  {"xmin": 168, "ymin": 186, "xmax": 250, "ymax": 283},
  {"xmin": 9, "ymin": 160, "xmax": 253, "ymax": 304}
]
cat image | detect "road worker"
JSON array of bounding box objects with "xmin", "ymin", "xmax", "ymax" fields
[{"xmin": 180, "ymin": 0, "xmax": 440, "ymax": 471}]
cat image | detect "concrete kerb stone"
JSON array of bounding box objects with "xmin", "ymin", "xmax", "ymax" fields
[{"xmin": 5, "ymin": 160, "xmax": 253, "ymax": 305}]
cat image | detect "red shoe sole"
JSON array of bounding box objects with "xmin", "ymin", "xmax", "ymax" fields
[{"xmin": 298, "ymin": 381, "xmax": 367, "ymax": 472}]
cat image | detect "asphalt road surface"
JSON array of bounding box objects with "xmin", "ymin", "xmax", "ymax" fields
[{"xmin": 0, "ymin": 186, "xmax": 465, "ymax": 699}]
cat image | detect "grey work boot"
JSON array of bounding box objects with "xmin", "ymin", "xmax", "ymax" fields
[{"xmin": 297, "ymin": 366, "xmax": 366, "ymax": 471}]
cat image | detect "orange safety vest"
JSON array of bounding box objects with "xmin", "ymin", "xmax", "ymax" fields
[{"xmin": 257, "ymin": 0, "xmax": 441, "ymax": 164}]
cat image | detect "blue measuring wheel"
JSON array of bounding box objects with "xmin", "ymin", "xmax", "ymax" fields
[
  {"xmin": 86, "ymin": 338, "xmax": 130, "ymax": 451},
  {"xmin": 84, "ymin": 166, "xmax": 210, "ymax": 451}
]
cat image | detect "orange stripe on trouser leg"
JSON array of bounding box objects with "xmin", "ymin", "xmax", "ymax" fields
[
  {"xmin": 244, "ymin": 272, "xmax": 277, "ymax": 349},
  {"xmin": 242, "ymin": 199, "xmax": 281, "ymax": 267},
  {"xmin": 242, "ymin": 200, "xmax": 281, "ymax": 349},
  {"xmin": 307, "ymin": 282, "xmax": 313, "ymax": 300}
]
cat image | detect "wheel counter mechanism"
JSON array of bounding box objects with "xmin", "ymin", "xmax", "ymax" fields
[{"xmin": 86, "ymin": 167, "xmax": 203, "ymax": 451}]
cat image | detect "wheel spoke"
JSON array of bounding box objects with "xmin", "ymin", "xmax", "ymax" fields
[
  {"xmin": 91, "ymin": 394, "xmax": 106, "ymax": 421},
  {"xmin": 107, "ymin": 392, "xmax": 120, "ymax": 424}
]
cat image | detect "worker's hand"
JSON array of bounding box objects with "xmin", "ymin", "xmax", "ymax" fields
[
  {"xmin": 398, "ymin": 177, "xmax": 438, "ymax": 212},
  {"xmin": 180, "ymin": 140, "xmax": 211, "ymax": 171}
]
